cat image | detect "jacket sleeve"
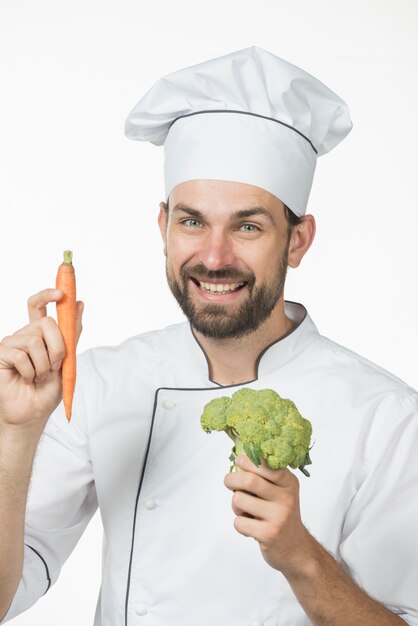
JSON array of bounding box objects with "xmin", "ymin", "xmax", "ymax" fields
[
  {"xmin": 1, "ymin": 351, "xmax": 98, "ymax": 622},
  {"xmin": 339, "ymin": 389, "xmax": 418, "ymax": 625}
]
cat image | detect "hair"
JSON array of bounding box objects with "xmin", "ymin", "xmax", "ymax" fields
[
  {"xmin": 163, "ymin": 197, "xmax": 304, "ymax": 237},
  {"xmin": 284, "ymin": 204, "xmax": 304, "ymax": 237}
]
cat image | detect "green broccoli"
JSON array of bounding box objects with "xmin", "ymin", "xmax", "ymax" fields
[{"xmin": 200, "ymin": 388, "xmax": 312, "ymax": 476}]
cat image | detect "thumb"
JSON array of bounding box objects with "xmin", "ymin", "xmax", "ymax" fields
[{"xmin": 75, "ymin": 300, "xmax": 84, "ymax": 344}]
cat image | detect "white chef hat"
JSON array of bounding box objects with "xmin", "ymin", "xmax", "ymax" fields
[{"xmin": 125, "ymin": 46, "xmax": 352, "ymax": 216}]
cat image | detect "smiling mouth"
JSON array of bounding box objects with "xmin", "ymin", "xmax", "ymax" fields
[{"xmin": 190, "ymin": 277, "xmax": 247, "ymax": 294}]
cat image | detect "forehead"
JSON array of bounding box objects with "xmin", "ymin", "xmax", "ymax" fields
[{"xmin": 168, "ymin": 180, "xmax": 285, "ymax": 217}]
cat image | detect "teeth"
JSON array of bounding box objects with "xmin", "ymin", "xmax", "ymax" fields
[{"xmin": 199, "ymin": 281, "xmax": 244, "ymax": 293}]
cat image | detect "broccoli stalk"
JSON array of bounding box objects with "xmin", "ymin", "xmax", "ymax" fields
[
  {"xmin": 200, "ymin": 388, "xmax": 313, "ymax": 477},
  {"xmin": 225, "ymin": 427, "xmax": 261, "ymax": 470}
]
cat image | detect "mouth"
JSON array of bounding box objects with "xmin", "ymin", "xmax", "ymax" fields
[{"xmin": 189, "ymin": 277, "xmax": 247, "ymax": 295}]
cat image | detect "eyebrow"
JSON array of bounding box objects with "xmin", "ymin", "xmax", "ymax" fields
[
  {"xmin": 172, "ymin": 204, "xmax": 204, "ymax": 219},
  {"xmin": 234, "ymin": 207, "xmax": 276, "ymax": 225},
  {"xmin": 171, "ymin": 203, "xmax": 276, "ymax": 225}
]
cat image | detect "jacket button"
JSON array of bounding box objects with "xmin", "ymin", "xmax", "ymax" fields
[
  {"xmin": 162, "ymin": 399, "xmax": 176, "ymax": 410},
  {"xmin": 144, "ymin": 498, "xmax": 157, "ymax": 510},
  {"xmin": 135, "ymin": 606, "xmax": 148, "ymax": 616}
]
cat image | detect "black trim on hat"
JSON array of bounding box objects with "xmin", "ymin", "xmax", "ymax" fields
[{"xmin": 169, "ymin": 109, "xmax": 318, "ymax": 154}]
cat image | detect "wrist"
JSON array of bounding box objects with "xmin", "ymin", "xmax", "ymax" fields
[
  {"xmin": 0, "ymin": 423, "xmax": 43, "ymax": 466},
  {"xmin": 279, "ymin": 529, "xmax": 324, "ymax": 583}
]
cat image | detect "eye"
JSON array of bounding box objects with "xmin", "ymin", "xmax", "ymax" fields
[
  {"xmin": 239, "ymin": 223, "xmax": 260, "ymax": 232},
  {"xmin": 183, "ymin": 218, "xmax": 203, "ymax": 228}
]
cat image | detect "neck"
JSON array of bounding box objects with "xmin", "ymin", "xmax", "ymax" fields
[{"xmin": 193, "ymin": 300, "xmax": 295, "ymax": 385}]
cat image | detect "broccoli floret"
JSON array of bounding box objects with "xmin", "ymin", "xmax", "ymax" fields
[
  {"xmin": 200, "ymin": 388, "xmax": 312, "ymax": 476},
  {"xmin": 200, "ymin": 396, "xmax": 232, "ymax": 432}
]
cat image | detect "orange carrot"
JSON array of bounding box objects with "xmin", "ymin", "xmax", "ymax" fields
[{"xmin": 55, "ymin": 250, "xmax": 77, "ymax": 422}]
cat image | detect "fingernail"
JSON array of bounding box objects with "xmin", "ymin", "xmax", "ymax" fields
[{"xmin": 52, "ymin": 361, "xmax": 62, "ymax": 371}]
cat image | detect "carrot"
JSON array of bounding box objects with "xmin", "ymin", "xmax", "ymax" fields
[{"xmin": 55, "ymin": 250, "xmax": 77, "ymax": 422}]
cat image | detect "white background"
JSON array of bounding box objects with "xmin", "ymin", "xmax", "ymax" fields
[{"xmin": 0, "ymin": 0, "xmax": 417, "ymax": 623}]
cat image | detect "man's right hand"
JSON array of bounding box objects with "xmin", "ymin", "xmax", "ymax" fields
[
  {"xmin": 0, "ymin": 288, "xmax": 84, "ymax": 619},
  {"xmin": 0, "ymin": 289, "xmax": 84, "ymax": 432}
]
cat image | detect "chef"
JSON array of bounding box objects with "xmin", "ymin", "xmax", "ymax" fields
[{"xmin": 1, "ymin": 47, "xmax": 417, "ymax": 626}]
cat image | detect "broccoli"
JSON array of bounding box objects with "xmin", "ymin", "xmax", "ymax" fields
[{"xmin": 200, "ymin": 388, "xmax": 312, "ymax": 476}]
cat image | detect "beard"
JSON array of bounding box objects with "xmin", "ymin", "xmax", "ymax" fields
[{"xmin": 165, "ymin": 248, "xmax": 289, "ymax": 340}]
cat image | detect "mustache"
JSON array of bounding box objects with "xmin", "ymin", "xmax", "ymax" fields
[{"xmin": 181, "ymin": 263, "xmax": 255, "ymax": 284}]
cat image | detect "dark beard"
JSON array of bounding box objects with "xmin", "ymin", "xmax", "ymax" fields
[{"xmin": 166, "ymin": 253, "xmax": 289, "ymax": 340}]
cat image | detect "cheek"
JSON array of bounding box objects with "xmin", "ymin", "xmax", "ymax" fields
[
  {"xmin": 240, "ymin": 243, "xmax": 282, "ymax": 277},
  {"xmin": 166, "ymin": 234, "xmax": 201, "ymax": 266}
]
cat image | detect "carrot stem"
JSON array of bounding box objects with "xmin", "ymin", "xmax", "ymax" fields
[{"xmin": 63, "ymin": 250, "xmax": 73, "ymax": 264}]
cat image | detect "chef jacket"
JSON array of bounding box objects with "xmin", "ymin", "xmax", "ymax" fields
[{"xmin": 2, "ymin": 302, "xmax": 418, "ymax": 626}]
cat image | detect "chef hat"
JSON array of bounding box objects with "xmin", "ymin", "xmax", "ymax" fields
[{"xmin": 125, "ymin": 46, "xmax": 352, "ymax": 216}]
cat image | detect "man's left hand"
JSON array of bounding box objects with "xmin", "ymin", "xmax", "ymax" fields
[{"xmin": 224, "ymin": 453, "xmax": 314, "ymax": 576}]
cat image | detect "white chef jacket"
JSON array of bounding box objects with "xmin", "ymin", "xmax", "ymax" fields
[{"xmin": 2, "ymin": 302, "xmax": 418, "ymax": 626}]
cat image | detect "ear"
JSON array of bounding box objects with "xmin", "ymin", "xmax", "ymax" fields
[
  {"xmin": 287, "ymin": 214, "xmax": 316, "ymax": 268},
  {"xmin": 158, "ymin": 201, "xmax": 168, "ymax": 256}
]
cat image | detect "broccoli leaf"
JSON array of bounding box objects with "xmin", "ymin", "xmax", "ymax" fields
[
  {"xmin": 298, "ymin": 451, "xmax": 312, "ymax": 477},
  {"xmin": 229, "ymin": 447, "xmax": 237, "ymax": 472},
  {"xmin": 243, "ymin": 443, "xmax": 262, "ymax": 466}
]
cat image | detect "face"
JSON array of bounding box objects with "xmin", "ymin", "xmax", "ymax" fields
[{"xmin": 158, "ymin": 180, "xmax": 303, "ymax": 340}]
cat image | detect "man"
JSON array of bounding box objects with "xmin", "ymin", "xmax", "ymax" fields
[{"xmin": 0, "ymin": 47, "xmax": 417, "ymax": 625}]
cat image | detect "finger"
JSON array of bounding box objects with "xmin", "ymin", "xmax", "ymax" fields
[
  {"xmin": 27, "ymin": 289, "xmax": 63, "ymax": 323},
  {"xmin": 11, "ymin": 317, "xmax": 66, "ymax": 372},
  {"xmin": 2, "ymin": 334, "xmax": 57, "ymax": 382},
  {"xmin": 75, "ymin": 300, "xmax": 84, "ymax": 345},
  {"xmin": 19, "ymin": 299, "xmax": 83, "ymax": 358},
  {"xmin": 38, "ymin": 316, "xmax": 66, "ymax": 369},
  {"xmin": 231, "ymin": 491, "xmax": 272, "ymax": 520},
  {"xmin": 224, "ymin": 469, "xmax": 277, "ymax": 501},
  {"xmin": 235, "ymin": 454, "xmax": 298, "ymax": 489},
  {"xmin": 0, "ymin": 345, "xmax": 36, "ymax": 384},
  {"xmin": 233, "ymin": 515, "xmax": 268, "ymax": 542}
]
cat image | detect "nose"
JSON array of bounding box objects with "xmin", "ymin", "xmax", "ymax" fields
[{"xmin": 197, "ymin": 228, "xmax": 236, "ymax": 270}]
